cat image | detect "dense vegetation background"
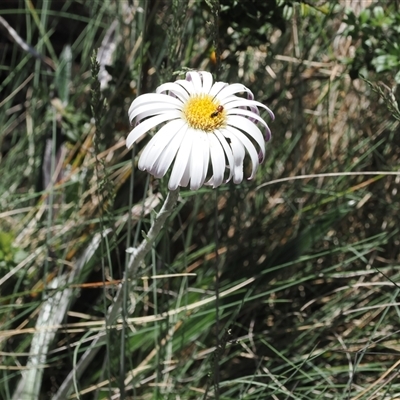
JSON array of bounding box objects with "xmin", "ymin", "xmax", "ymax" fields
[{"xmin": 1, "ymin": 0, "xmax": 400, "ymax": 399}]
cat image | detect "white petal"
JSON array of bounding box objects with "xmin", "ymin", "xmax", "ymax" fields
[
  {"xmin": 209, "ymin": 81, "xmax": 228, "ymax": 98},
  {"xmin": 215, "ymin": 83, "xmax": 253, "ymax": 102},
  {"xmin": 186, "ymin": 71, "xmax": 202, "ymax": 92},
  {"xmin": 168, "ymin": 130, "xmax": 193, "ymax": 190},
  {"xmin": 226, "ymin": 115, "xmax": 265, "ymax": 159},
  {"xmin": 226, "ymin": 126, "xmax": 260, "ymax": 180},
  {"xmin": 189, "ymin": 129, "xmax": 207, "ymax": 190},
  {"xmin": 200, "ymin": 131, "xmax": 210, "ymax": 185},
  {"xmin": 151, "ymin": 125, "xmax": 187, "ymax": 178},
  {"xmin": 224, "ymin": 105, "xmax": 272, "ymax": 142},
  {"xmin": 138, "ymin": 119, "xmax": 186, "ymax": 171},
  {"xmin": 222, "ymin": 131, "xmax": 245, "ymax": 184},
  {"xmin": 207, "ymin": 133, "xmax": 225, "ymax": 188},
  {"xmin": 224, "ymin": 98, "xmax": 275, "ymax": 121},
  {"xmin": 126, "ymin": 113, "xmax": 180, "ymax": 149},
  {"xmin": 179, "ymin": 159, "xmax": 191, "ymax": 188},
  {"xmin": 128, "ymin": 93, "xmax": 182, "ymax": 119},
  {"xmin": 129, "ymin": 102, "xmax": 182, "ymax": 124},
  {"xmin": 156, "ymin": 82, "xmax": 190, "ymax": 102},
  {"xmin": 174, "ymin": 78, "xmax": 196, "ymax": 95},
  {"xmin": 200, "ymin": 71, "xmax": 213, "ymax": 94},
  {"xmin": 213, "ymin": 130, "xmax": 234, "ymax": 183}
]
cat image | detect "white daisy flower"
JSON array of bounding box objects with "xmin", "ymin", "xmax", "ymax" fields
[{"xmin": 126, "ymin": 70, "xmax": 274, "ymax": 191}]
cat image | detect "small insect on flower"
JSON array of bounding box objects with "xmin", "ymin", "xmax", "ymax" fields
[{"xmin": 210, "ymin": 105, "xmax": 224, "ymax": 118}]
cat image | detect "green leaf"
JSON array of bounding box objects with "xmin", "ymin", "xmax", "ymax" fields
[
  {"xmin": 372, "ymin": 54, "xmax": 400, "ymax": 73},
  {"xmin": 359, "ymin": 9, "xmax": 371, "ymax": 25},
  {"xmin": 0, "ymin": 231, "xmax": 13, "ymax": 262},
  {"xmin": 282, "ymin": 4, "xmax": 293, "ymax": 20},
  {"xmin": 55, "ymin": 45, "xmax": 72, "ymax": 105},
  {"xmin": 373, "ymin": 6, "xmax": 385, "ymax": 21}
]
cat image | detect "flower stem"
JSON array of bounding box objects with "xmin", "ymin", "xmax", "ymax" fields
[
  {"xmin": 125, "ymin": 188, "xmax": 180, "ymax": 279},
  {"xmin": 52, "ymin": 189, "xmax": 180, "ymax": 400}
]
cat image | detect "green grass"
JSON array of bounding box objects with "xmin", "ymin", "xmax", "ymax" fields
[{"xmin": 1, "ymin": 1, "xmax": 400, "ymax": 399}]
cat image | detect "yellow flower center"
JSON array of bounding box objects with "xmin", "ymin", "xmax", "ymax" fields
[{"xmin": 183, "ymin": 95, "xmax": 226, "ymax": 132}]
